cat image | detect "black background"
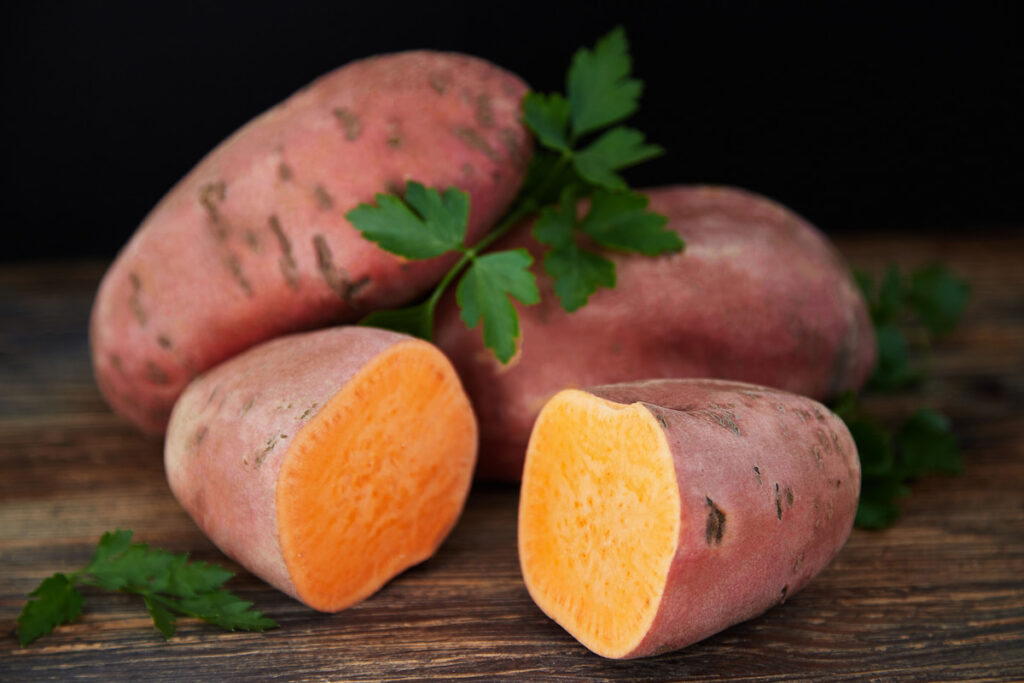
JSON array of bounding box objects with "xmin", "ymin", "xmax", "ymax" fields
[{"xmin": 4, "ymin": 1, "xmax": 1020, "ymax": 262}]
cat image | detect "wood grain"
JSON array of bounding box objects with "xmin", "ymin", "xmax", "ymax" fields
[{"xmin": 2, "ymin": 233, "xmax": 1023, "ymax": 681}]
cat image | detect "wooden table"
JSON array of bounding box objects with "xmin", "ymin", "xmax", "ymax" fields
[{"xmin": 2, "ymin": 233, "xmax": 1023, "ymax": 681}]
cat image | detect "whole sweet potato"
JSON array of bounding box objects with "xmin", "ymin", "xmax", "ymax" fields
[
  {"xmin": 165, "ymin": 327, "xmax": 477, "ymax": 612},
  {"xmin": 435, "ymin": 185, "xmax": 875, "ymax": 480},
  {"xmin": 518, "ymin": 378, "xmax": 860, "ymax": 658},
  {"xmin": 92, "ymin": 51, "xmax": 530, "ymax": 434}
]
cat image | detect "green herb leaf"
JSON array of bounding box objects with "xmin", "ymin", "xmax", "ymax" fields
[
  {"xmin": 17, "ymin": 530, "xmax": 278, "ymax": 644},
  {"xmin": 579, "ymin": 189, "xmax": 682, "ymax": 255},
  {"xmin": 533, "ymin": 188, "xmax": 615, "ymax": 312},
  {"xmin": 522, "ymin": 93, "xmax": 571, "ymax": 152},
  {"xmin": 870, "ymin": 323, "xmax": 919, "ymax": 391},
  {"xmin": 17, "ymin": 574, "xmax": 84, "ymax": 646},
  {"xmin": 144, "ymin": 595, "xmax": 178, "ymax": 641},
  {"xmin": 875, "ymin": 266, "xmax": 904, "ymax": 325},
  {"xmin": 87, "ymin": 529, "xmax": 135, "ymax": 569},
  {"xmin": 457, "ymin": 250, "xmax": 540, "ymax": 362},
  {"xmin": 567, "ymin": 26, "xmax": 643, "ymax": 138},
  {"xmin": 544, "ymin": 243, "xmax": 615, "ymax": 312},
  {"xmin": 573, "ymin": 127, "xmax": 663, "ymax": 190},
  {"xmin": 907, "ymin": 264, "xmax": 971, "ymax": 335},
  {"xmin": 173, "ymin": 590, "xmax": 278, "ymax": 632},
  {"xmin": 159, "ymin": 554, "xmax": 234, "ymax": 598},
  {"xmin": 360, "ymin": 300, "xmax": 434, "ymax": 340},
  {"xmin": 346, "ymin": 181, "xmax": 469, "ymax": 259},
  {"xmin": 855, "ymin": 480, "xmax": 907, "ymax": 529},
  {"xmin": 519, "ymin": 151, "xmax": 584, "ymax": 207},
  {"xmin": 897, "ymin": 409, "xmax": 963, "ymax": 478}
]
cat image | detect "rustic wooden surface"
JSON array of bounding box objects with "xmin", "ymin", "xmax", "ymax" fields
[{"xmin": 2, "ymin": 233, "xmax": 1023, "ymax": 681}]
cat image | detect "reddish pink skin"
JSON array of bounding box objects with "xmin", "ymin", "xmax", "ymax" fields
[
  {"xmin": 164, "ymin": 327, "xmax": 416, "ymax": 602},
  {"xmin": 92, "ymin": 51, "xmax": 530, "ymax": 434},
  {"xmin": 591, "ymin": 379, "xmax": 859, "ymax": 658},
  {"xmin": 435, "ymin": 186, "xmax": 875, "ymax": 480}
]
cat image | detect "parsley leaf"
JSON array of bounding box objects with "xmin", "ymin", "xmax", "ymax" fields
[
  {"xmin": 573, "ymin": 127, "xmax": 663, "ymax": 190},
  {"xmin": 347, "ymin": 27, "xmax": 668, "ymax": 363},
  {"xmin": 17, "ymin": 529, "xmax": 277, "ymax": 645},
  {"xmin": 544, "ymin": 244, "xmax": 615, "ymax": 313},
  {"xmin": 897, "ymin": 409, "xmax": 963, "ymax": 478},
  {"xmin": 360, "ymin": 300, "xmax": 435, "ymax": 341},
  {"xmin": 579, "ymin": 189, "xmax": 682, "ymax": 255},
  {"xmin": 457, "ymin": 250, "xmax": 540, "ymax": 362},
  {"xmin": 144, "ymin": 595, "xmax": 178, "ymax": 640},
  {"xmin": 17, "ymin": 574, "xmax": 84, "ymax": 646},
  {"xmin": 346, "ymin": 181, "xmax": 469, "ymax": 259},
  {"xmin": 522, "ymin": 93, "xmax": 571, "ymax": 153},
  {"xmin": 567, "ymin": 26, "xmax": 643, "ymax": 138},
  {"xmin": 907, "ymin": 264, "xmax": 971, "ymax": 335}
]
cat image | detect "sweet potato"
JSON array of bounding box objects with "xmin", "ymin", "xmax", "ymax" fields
[
  {"xmin": 164, "ymin": 327, "xmax": 477, "ymax": 612},
  {"xmin": 518, "ymin": 378, "xmax": 860, "ymax": 658},
  {"xmin": 92, "ymin": 51, "xmax": 530, "ymax": 434},
  {"xmin": 435, "ymin": 185, "xmax": 875, "ymax": 480}
]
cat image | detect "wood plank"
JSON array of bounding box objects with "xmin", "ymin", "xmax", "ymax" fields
[{"xmin": 1, "ymin": 233, "xmax": 1023, "ymax": 680}]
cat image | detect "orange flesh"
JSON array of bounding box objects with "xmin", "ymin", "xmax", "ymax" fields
[
  {"xmin": 276, "ymin": 340, "xmax": 477, "ymax": 612},
  {"xmin": 518, "ymin": 390, "xmax": 681, "ymax": 658}
]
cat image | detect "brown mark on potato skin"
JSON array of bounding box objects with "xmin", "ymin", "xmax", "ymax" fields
[
  {"xmin": 157, "ymin": 334, "xmax": 172, "ymax": 350},
  {"xmin": 812, "ymin": 445, "xmax": 825, "ymax": 470},
  {"xmin": 705, "ymin": 497, "xmax": 726, "ymax": 545},
  {"xmin": 817, "ymin": 428, "xmax": 832, "ymax": 454},
  {"xmin": 386, "ymin": 121, "xmax": 403, "ymax": 148},
  {"xmin": 241, "ymin": 395, "xmax": 257, "ymax": 416},
  {"xmin": 252, "ymin": 432, "xmax": 287, "ymax": 468},
  {"xmin": 194, "ymin": 425, "xmax": 208, "ymax": 446},
  {"xmin": 475, "ymin": 93, "xmax": 494, "ymax": 128},
  {"xmin": 314, "ymin": 185, "xmax": 334, "ymax": 210},
  {"xmin": 500, "ymin": 127, "xmax": 529, "ymax": 167},
  {"xmin": 429, "ymin": 72, "xmax": 451, "ymax": 95},
  {"xmin": 109, "ymin": 354, "xmax": 124, "ymax": 374},
  {"xmin": 243, "ymin": 229, "xmax": 260, "ymax": 252},
  {"xmin": 277, "ymin": 162, "xmax": 293, "ymax": 181},
  {"xmin": 655, "ymin": 415, "xmax": 668, "ymax": 429},
  {"xmin": 297, "ymin": 402, "xmax": 319, "ymax": 421},
  {"xmin": 780, "ymin": 585, "xmax": 789, "ymax": 604},
  {"xmin": 831, "ymin": 430, "xmax": 844, "ymax": 456},
  {"xmin": 679, "ymin": 403, "xmax": 741, "ymax": 436},
  {"xmin": 128, "ymin": 272, "xmax": 147, "ymax": 327},
  {"xmin": 453, "ymin": 126, "xmax": 499, "ymax": 162},
  {"xmin": 199, "ymin": 181, "xmax": 228, "ymax": 239},
  {"xmin": 268, "ymin": 215, "xmax": 299, "ymax": 290},
  {"xmin": 332, "ymin": 107, "xmax": 362, "ymax": 141},
  {"xmin": 775, "ymin": 483, "xmax": 784, "ymax": 520},
  {"xmin": 144, "ymin": 361, "xmax": 171, "ymax": 386},
  {"xmin": 313, "ymin": 234, "xmax": 371, "ymax": 304},
  {"xmin": 753, "ymin": 465, "xmax": 762, "ymax": 485},
  {"xmin": 223, "ymin": 253, "xmax": 254, "ymax": 297},
  {"xmin": 785, "ymin": 486, "xmax": 795, "ymax": 508}
]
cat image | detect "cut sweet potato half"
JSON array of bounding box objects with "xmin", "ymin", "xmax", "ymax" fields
[
  {"xmin": 166, "ymin": 328, "xmax": 477, "ymax": 612},
  {"xmin": 519, "ymin": 380, "xmax": 860, "ymax": 658}
]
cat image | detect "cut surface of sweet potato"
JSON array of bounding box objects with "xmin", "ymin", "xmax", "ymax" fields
[
  {"xmin": 275, "ymin": 339, "xmax": 477, "ymax": 612},
  {"xmin": 518, "ymin": 389, "xmax": 681, "ymax": 659}
]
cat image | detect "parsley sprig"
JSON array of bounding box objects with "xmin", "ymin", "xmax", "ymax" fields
[
  {"xmin": 834, "ymin": 264, "xmax": 970, "ymax": 528},
  {"xmin": 17, "ymin": 530, "xmax": 278, "ymax": 646},
  {"xmin": 348, "ymin": 27, "xmax": 683, "ymax": 362}
]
